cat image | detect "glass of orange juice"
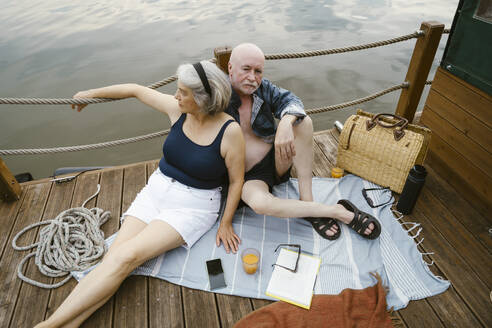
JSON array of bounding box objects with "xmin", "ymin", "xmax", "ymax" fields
[
  {"xmin": 241, "ymin": 248, "xmax": 260, "ymax": 274},
  {"xmin": 331, "ymin": 167, "xmax": 344, "ymax": 178}
]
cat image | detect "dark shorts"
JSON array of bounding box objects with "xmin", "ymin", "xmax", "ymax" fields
[
  {"xmin": 244, "ymin": 146, "xmax": 291, "ymax": 191},
  {"xmin": 239, "ymin": 146, "xmax": 291, "ymax": 208}
]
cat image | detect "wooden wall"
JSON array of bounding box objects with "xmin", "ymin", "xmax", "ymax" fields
[{"xmin": 420, "ymin": 67, "xmax": 492, "ymax": 217}]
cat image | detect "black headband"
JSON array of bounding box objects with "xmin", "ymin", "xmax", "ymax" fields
[{"xmin": 193, "ymin": 62, "xmax": 212, "ymax": 97}]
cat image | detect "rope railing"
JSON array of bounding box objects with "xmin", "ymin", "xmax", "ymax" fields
[
  {"xmin": 306, "ymin": 80, "xmax": 432, "ymax": 114},
  {"xmin": 0, "ymin": 27, "xmax": 449, "ymax": 155},
  {"xmin": 265, "ymin": 28, "xmax": 450, "ymax": 60},
  {"xmin": 0, "ymin": 75, "xmax": 178, "ymax": 106},
  {"xmin": 306, "ymin": 82, "xmax": 407, "ymax": 115},
  {"xmin": 266, "ymin": 31, "xmax": 423, "ymax": 60},
  {"xmin": 0, "ymin": 80, "xmax": 435, "ymax": 156},
  {"xmin": 0, "ymin": 130, "xmax": 170, "ymax": 156},
  {"xmin": 0, "ymin": 29, "xmax": 449, "ymax": 106}
]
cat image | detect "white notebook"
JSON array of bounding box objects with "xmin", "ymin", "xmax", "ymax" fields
[{"xmin": 265, "ymin": 248, "xmax": 321, "ymax": 309}]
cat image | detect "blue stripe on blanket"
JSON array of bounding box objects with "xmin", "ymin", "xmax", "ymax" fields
[{"xmin": 72, "ymin": 175, "xmax": 450, "ymax": 310}]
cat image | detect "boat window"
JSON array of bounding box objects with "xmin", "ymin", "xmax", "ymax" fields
[{"xmin": 475, "ymin": 0, "xmax": 492, "ymax": 23}]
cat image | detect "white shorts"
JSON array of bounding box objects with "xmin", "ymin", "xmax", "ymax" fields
[{"xmin": 122, "ymin": 169, "xmax": 222, "ymax": 248}]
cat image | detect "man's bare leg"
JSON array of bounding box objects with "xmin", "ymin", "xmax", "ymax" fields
[
  {"xmin": 242, "ymin": 181, "xmax": 338, "ymax": 237},
  {"xmin": 292, "ymin": 116, "xmax": 314, "ymax": 201},
  {"xmin": 275, "ymin": 116, "xmax": 314, "ymax": 202},
  {"xmin": 272, "ymin": 116, "xmax": 375, "ymax": 235},
  {"xmin": 242, "ymin": 180, "xmax": 374, "ymax": 236}
]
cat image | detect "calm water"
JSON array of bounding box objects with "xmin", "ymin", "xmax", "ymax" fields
[{"xmin": 0, "ymin": 0, "xmax": 458, "ymax": 179}]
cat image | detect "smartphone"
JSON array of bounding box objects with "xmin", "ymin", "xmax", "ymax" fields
[{"xmin": 206, "ymin": 258, "xmax": 227, "ymax": 290}]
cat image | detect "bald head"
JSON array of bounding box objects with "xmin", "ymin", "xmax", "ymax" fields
[
  {"xmin": 228, "ymin": 43, "xmax": 265, "ymax": 96},
  {"xmin": 229, "ymin": 43, "xmax": 265, "ymax": 66}
]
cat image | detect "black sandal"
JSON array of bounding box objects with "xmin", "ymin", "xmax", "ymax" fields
[
  {"xmin": 338, "ymin": 199, "xmax": 381, "ymax": 240},
  {"xmin": 304, "ymin": 217, "xmax": 341, "ymax": 240}
]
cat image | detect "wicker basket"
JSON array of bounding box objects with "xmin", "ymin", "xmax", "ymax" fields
[{"xmin": 336, "ymin": 110, "xmax": 431, "ymax": 193}]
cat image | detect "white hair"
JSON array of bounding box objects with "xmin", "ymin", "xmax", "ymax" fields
[{"xmin": 176, "ymin": 61, "xmax": 231, "ymax": 115}]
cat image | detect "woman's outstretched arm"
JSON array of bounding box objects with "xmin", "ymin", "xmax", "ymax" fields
[
  {"xmin": 216, "ymin": 122, "xmax": 245, "ymax": 253},
  {"xmin": 72, "ymin": 83, "xmax": 182, "ymax": 123}
]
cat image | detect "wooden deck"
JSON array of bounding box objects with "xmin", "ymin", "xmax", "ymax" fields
[{"xmin": 0, "ymin": 128, "xmax": 490, "ymax": 327}]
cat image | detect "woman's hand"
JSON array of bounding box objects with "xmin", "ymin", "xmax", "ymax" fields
[
  {"xmin": 71, "ymin": 90, "xmax": 92, "ymax": 112},
  {"xmin": 216, "ymin": 221, "xmax": 241, "ymax": 254}
]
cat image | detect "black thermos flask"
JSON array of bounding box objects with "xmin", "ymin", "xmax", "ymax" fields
[{"xmin": 396, "ymin": 165, "xmax": 427, "ymax": 214}]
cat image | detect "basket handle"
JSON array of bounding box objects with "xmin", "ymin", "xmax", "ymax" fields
[{"xmin": 366, "ymin": 113, "xmax": 408, "ymax": 141}]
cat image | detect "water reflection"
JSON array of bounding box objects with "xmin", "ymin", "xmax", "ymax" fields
[
  {"xmin": 0, "ymin": 0, "xmax": 459, "ymax": 178},
  {"xmin": 285, "ymin": 0, "xmax": 359, "ymax": 32}
]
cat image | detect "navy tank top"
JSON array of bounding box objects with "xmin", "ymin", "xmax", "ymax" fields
[{"xmin": 159, "ymin": 113, "xmax": 234, "ymax": 189}]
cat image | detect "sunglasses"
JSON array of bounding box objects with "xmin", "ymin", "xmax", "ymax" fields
[
  {"xmin": 272, "ymin": 244, "xmax": 301, "ymax": 273},
  {"xmin": 362, "ymin": 186, "xmax": 393, "ymax": 208}
]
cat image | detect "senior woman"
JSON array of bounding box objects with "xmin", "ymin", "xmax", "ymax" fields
[{"xmin": 35, "ymin": 61, "xmax": 245, "ymax": 328}]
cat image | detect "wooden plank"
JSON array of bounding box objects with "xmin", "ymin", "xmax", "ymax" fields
[
  {"xmin": 121, "ymin": 164, "xmax": 147, "ymax": 214},
  {"xmin": 9, "ymin": 180, "xmax": 75, "ymax": 327},
  {"xmin": 82, "ymin": 168, "xmax": 124, "ymax": 327},
  {"xmin": 425, "ymin": 286, "xmax": 482, "ymax": 328},
  {"xmin": 216, "ymin": 294, "xmax": 253, "ymax": 328},
  {"xmin": 313, "ymin": 132, "xmax": 338, "ymax": 177},
  {"xmin": 424, "ymin": 167, "xmax": 491, "ymax": 250},
  {"xmin": 406, "ymin": 206, "xmax": 491, "ymax": 326},
  {"xmin": 145, "ymin": 162, "xmax": 185, "ymax": 328},
  {"xmin": 214, "ymin": 46, "xmax": 232, "ymax": 74},
  {"xmin": 147, "ymin": 161, "xmax": 159, "ymax": 178},
  {"xmin": 250, "ymin": 298, "xmax": 273, "ymax": 310},
  {"xmin": 376, "ymin": 210, "xmax": 445, "ymax": 328},
  {"xmin": 426, "ymin": 134, "xmax": 491, "ymax": 217},
  {"xmin": 182, "ymin": 288, "xmax": 220, "ymax": 327},
  {"xmin": 42, "ymin": 173, "xmax": 104, "ymax": 324},
  {"xmin": 398, "ymin": 299, "xmax": 444, "ymax": 328},
  {"xmin": 113, "ymin": 276, "xmax": 148, "ymax": 327},
  {"xmin": 329, "ymin": 128, "xmax": 340, "ymax": 143},
  {"xmin": 314, "ymin": 131, "xmax": 338, "ymax": 167},
  {"xmin": 17, "ymin": 158, "xmax": 159, "ymax": 187},
  {"xmin": 397, "ymin": 206, "xmax": 483, "ymax": 327},
  {"xmin": 0, "ymin": 187, "xmax": 26, "ymax": 259},
  {"xmin": 0, "ymin": 157, "xmax": 21, "ymax": 201},
  {"xmin": 312, "ymin": 139, "xmax": 333, "ymax": 177},
  {"xmin": 424, "ymin": 88, "xmax": 492, "ymax": 151},
  {"xmin": 0, "ymin": 183, "xmax": 51, "ymax": 328},
  {"xmin": 432, "ymin": 67, "xmax": 492, "ymax": 128},
  {"xmin": 416, "ymin": 188, "xmax": 491, "ymax": 287},
  {"xmin": 395, "ymin": 21, "xmax": 444, "ymax": 121},
  {"xmin": 149, "ymin": 278, "xmax": 184, "ymax": 328},
  {"xmin": 421, "ymin": 106, "xmax": 491, "ymax": 177},
  {"xmin": 391, "ymin": 312, "xmax": 408, "ymax": 328},
  {"xmin": 113, "ymin": 164, "xmax": 148, "ymax": 327}
]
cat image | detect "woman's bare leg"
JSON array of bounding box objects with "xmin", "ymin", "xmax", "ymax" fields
[
  {"xmin": 50, "ymin": 216, "xmax": 147, "ymax": 327},
  {"xmin": 105, "ymin": 215, "xmax": 147, "ymax": 257},
  {"xmin": 63, "ymin": 295, "xmax": 113, "ymax": 328},
  {"xmin": 35, "ymin": 220, "xmax": 184, "ymax": 328}
]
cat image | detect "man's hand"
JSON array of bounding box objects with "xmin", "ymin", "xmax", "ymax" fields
[
  {"xmin": 216, "ymin": 221, "xmax": 241, "ymax": 254},
  {"xmin": 275, "ymin": 115, "xmax": 297, "ymax": 162}
]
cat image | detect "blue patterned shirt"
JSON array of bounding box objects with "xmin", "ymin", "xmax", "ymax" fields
[{"xmin": 226, "ymin": 78, "xmax": 306, "ymax": 143}]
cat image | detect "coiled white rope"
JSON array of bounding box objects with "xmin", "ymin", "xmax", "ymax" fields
[{"xmin": 11, "ymin": 184, "xmax": 111, "ymax": 289}]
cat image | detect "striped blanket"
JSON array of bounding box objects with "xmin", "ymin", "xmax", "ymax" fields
[{"xmin": 72, "ymin": 175, "xmax": 449, "ymax": 310}]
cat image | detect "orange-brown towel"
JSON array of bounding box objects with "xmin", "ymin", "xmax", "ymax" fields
[{"xmin": 234, "ymin": 274, "xmax": 393, "ymax": 328}]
